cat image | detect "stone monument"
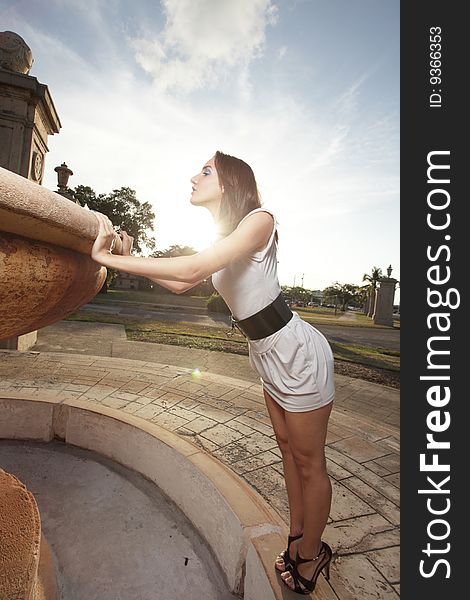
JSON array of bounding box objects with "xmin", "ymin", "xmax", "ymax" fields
[
  {"xmin": 372, "ymin": 265, "xmax": 398, "ymax": 327},
  {"xmin": 0, "ymin": 31, "xmax": 61, "ymax": 350},
  {"xmin": 0, "ymin": 30, "xmax": 33, "ymax": 74}
]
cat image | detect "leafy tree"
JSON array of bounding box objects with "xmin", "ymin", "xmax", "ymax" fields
[
  {"xmin": 356, "ymin": 285, "xmax": 370, "ymax": 307},
  {"xmin": 339, "ymin": 283, "xmax": 361, "ymax": 310},
  {"xmin": 151, "ymin": 244, "xmax": 196, "ymax": 258},
  {"xmin": 207, "ymin": 292, "xmax": 230, "ymax": 314},
  {"xmin": 323, "ymin": 283, "xmax": 361, "ymax": 311},
  {"xmin": 150, "ymin": 244, "xmax": 215, "ymax": 296},
  {"xmin": 70, "ymin": 185, "xmax": 156, "ymax": 253},
  {"xmin": 281, "ymin": 285, "xmax": 312, "ymax": 304},
  {"xmin": 323, "ymin": 284, "xmax": 341, "ymax": 308}
]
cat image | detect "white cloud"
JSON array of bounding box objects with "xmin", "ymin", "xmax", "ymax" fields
[
  {"xmin": 129, "ymin": 0, "xmax": 278, "ymax": 93},
  {"xmin": 334, "ymin": 72, "xmax": 369, "ymax": 114}
]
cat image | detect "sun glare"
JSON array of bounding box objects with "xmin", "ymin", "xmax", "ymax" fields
[{"xmin": 180, "ymin": 212, "xmax": 216, "ymax": 251}]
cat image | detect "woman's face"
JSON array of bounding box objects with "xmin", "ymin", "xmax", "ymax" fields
[{"xmin": 190, "ymin": 156, "xmax": 223, "ymax": 208}]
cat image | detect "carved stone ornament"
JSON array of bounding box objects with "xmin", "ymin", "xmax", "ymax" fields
[
  {"xmin": 31, "ymin": 151, "xmax": 43, "ymax": 181},
  {"xmin": 0, "ymin": 31, "xmax": 34, "ymax": 75}
]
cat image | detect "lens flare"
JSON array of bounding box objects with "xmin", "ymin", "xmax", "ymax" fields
[{"xmin": 192, "ymin": 368, "xmax": 202, "ymax": 379}]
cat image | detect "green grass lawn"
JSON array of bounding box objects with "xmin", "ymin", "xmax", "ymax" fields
[
  {"xmin": 295, "ymin": 307, "xmax": 400, "ymax": 329},
  {"xmin": 91, "ymin": 289, "xmax": 207, "ymax": 308},
  {"xmin": 91, "ymin": 291, "xmax": 400, "ymax": 329},
  {"xmin": 65, "ymin": 310, "xmax": 400, "ymax": 372},
  {"xmin": 329, "ymin": 342, "xmax": 400, "ymax": 371}
]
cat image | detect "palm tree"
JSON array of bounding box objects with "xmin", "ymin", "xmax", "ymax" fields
[
  {"xmin": 357, "ymin": 285, "xmax": 370, "ymax": 313},
  {"xmin": 362, "ymin": 266, "xmax": 383, "ymax": 317}
]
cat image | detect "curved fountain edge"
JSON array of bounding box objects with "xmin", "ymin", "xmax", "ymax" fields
[
  {"xmin": 0, "ymin": 166, "xmax": 109, "ymax": 341},
  {"xmin": 0, "ymin": 392, "xmax": 288, "ymax": 599},
  {"xmin": 0, "ymin": 166, "xmax": 99, "ymax": 255}
]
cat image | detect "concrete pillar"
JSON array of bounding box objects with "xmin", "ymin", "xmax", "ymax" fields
[
  {"xmin": 0, "ymin": 31, "xmax": 61, "ymax": 350},
  {"xmin": 373, "ymin": 278, "xmax": 398, "ymax": 327},
  {"xmin": 367, "ymin": 288, "xmax": 376, "ymax": 318}
]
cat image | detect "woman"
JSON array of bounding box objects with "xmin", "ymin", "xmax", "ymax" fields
[{"xmin": 91, "ymin": 151, "xmax": 334, "ymax": 595}]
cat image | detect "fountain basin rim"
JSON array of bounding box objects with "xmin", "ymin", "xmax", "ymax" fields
[
  {"xmin": 0, "ymin": 166, "xmax": 100, "ymax": 255},
  {"xmin": 0, "ymin": 391, "xmax": 289, "ymax": 599}
]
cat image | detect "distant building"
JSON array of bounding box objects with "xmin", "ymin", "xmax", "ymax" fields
[{"xmin": 114, "ymin": 272, "xmax": 149, "ymax": 290}]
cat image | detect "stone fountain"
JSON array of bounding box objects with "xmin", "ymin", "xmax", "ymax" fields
[
  {"xmin": 0, "ymin": 32, "xmax": 104, "ymax": 598},
  {"xmin": 0, "ymin": 166, "xmax": 107, "ymax": 341}
]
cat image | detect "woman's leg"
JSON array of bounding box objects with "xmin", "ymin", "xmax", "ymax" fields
[
  {"xmin": 263, "ymin": 389, "xmax": 304, "ymax": 536},
  {"xmin": 264, "ymin": 389, "xmax": 305, "ymax": 571},
  {"xmin": 280, "ymin": 400, "xmax": 333, "ymax": 590}
]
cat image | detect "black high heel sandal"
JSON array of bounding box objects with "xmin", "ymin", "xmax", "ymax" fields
[
  {"xmin": 282, "ymin": 541, "xmax": 332, "ymax": 595},
  {"xmin": 275, "ymin": 532, "xmax": 303, "ymax": 572}
]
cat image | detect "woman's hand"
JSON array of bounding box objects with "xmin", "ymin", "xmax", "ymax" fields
[
  {"xmin": 119, "ymin": 230, "xmax": 134, "ymax": 256},
  {"xmin": 91, "ymin": 211, "xmax": 119, "ymax": 261}
]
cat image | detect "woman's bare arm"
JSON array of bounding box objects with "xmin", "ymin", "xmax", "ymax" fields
[
  {"xmin": 149, "ymin": 277, "xmax": 207, "ymax": 294},
  {"xmin": 109, "ymin": 229, "xmax": 206, "ymax": 294},
  {"xmin": 91, "ymin": 211, "xmax": 274, "ymax": 283}
]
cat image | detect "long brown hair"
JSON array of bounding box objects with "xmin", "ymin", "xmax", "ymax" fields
[{"xmin": 214, "ymin": 151, "xmax": 262, "ymax": 238}]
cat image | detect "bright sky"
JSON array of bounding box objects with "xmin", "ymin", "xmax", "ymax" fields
[{"xmin": 2, "ymin": 0, "xmax": 400, "ymax": 300}]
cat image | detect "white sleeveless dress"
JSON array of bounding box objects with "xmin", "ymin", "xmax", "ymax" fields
[{"xmin": 211, "ymin": 207, "xmax": 335, "ymax": 412}]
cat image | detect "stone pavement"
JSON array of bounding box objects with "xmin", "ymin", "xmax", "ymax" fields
[
  {"xmin": 34, "ymin": 321, "xmax": 400, "ymax": 430},
  {"xmin": 0, "ymin": 322, "xmax": 400, "ymax": 599}
]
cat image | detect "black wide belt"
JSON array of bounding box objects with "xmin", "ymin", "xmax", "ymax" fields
[{"xmin": 232, "ymin": 292, "xmax": 293, "ymax": 340}]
